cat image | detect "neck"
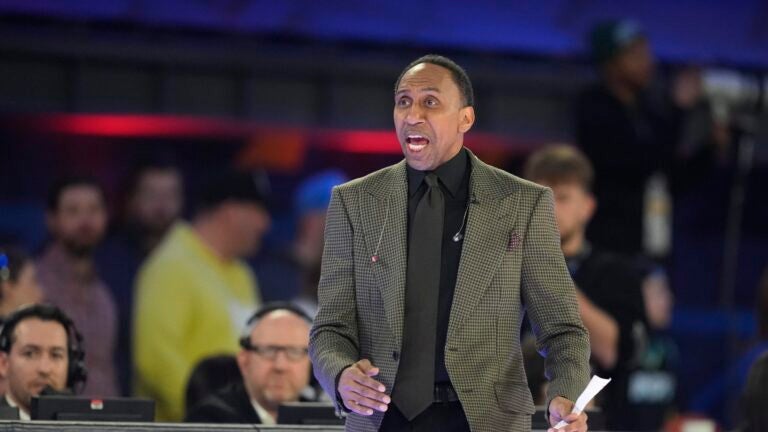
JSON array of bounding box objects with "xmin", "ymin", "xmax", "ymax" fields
[
  {"xmin": 192, "ymin": 218, "xmax": 234, "ymax": 261},
  {"xmin": 561, "ymin": 230, "xmax": 586, "ymax": 257},
  {"xmin": 54, "ymin": 243, "xmax": 95, "ymax": 280}
]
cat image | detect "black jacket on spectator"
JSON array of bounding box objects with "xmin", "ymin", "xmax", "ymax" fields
[
  {"xmin": 575, "ymin": 84, "xmax": 681, "ymax": 256},
  {"xmin": 185, "ymin": 382, "xmax": 261, "ymax": 424}
]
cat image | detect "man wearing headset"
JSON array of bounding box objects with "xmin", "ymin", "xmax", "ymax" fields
[
  {"xmin": 0, "ymin": 304, "xmax": 86, "ymax": 420},
  {"xmin": 186, "ymin": 303, "xmax": 313, "ymax": 424}
]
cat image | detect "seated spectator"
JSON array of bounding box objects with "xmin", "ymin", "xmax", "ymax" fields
[
  {"xmin": 185, "ymin": 355, "xmax": 241, "ymax": 417},
  {"xmin": 0, "ymin": 248, "xmax": 43, "ymax": 321},
  {"xmin": 0, "ymin": 304, "xmax": 87, "ymax": 420},
  {"xmin": 185, "ymin": 303, "xmax": 312, "ymax": 424},
  {"xmin": 134, "ymin": 171, "xmax": 271, "ymax": 421},
  {"xmin": 36, "ymin": 176, "xmax": 118, "ymax": 397},
  {"xmin": 524, "ymin": 144, "xmax": 649, "ymax": 430},
  {"xmin": 0, "ymin": 248, "xmax": 44, "ymax": 397}
]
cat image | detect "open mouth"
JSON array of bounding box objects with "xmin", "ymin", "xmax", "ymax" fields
[{"xmin": 405, "ymin": 134, "xmax": 430, "ymax": 152}]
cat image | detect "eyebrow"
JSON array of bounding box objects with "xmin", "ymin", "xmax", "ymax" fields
[
  {"xmin": 396, "ymin": 86, "xmax": 441, "ymax": 96},
  {"xmin": 18, "ymin": 344, "xmax": 66, "ymax": 351}
]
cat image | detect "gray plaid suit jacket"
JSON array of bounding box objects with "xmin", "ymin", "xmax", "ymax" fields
[{"xmin": 310, "ymin": 149, "xmax": 591, "ymax": 432}]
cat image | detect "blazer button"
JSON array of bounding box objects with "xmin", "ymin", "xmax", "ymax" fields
[{"xmin": 392, "ymin": 351, "xmax": 400, "ymax": 361}]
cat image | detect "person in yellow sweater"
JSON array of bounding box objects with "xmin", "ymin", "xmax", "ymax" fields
[{"xmin": 134, "ymin": 171, "xmax": 271, "ymax": 421}]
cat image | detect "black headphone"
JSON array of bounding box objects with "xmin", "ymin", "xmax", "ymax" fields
[
  {"xmin": 238, "ymin": 302, "xmax": 313, "ymax": 350},
  {"xmin": 0, "ymin": 304, "xmax": 87, "ymax": 393}
]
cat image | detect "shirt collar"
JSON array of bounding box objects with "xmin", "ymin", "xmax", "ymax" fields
[
  {"xmin": 6, "ymin": 394, "xmax": 30, "ymax": 421},
  {"xmin": 406, "ymin": 147, "xmax": 468, "ymax": 198},
  {"xmin": 251, "ymin": 398, "xmax": 276, "ymax": 425}
]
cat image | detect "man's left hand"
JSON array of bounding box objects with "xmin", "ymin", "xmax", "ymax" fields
[{"xmin": 547, "ymin": 396, "xmax": 588, "ymax": 432}]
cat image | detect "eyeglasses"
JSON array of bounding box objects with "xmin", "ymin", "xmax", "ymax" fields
[{"xmin": 243, "ymin": 344, "xmax": 308, "ymax": 362}]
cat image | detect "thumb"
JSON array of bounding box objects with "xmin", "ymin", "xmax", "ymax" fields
[{"xmin": 357, "ymin": 359, "xmax": 379, "ymax": 376}]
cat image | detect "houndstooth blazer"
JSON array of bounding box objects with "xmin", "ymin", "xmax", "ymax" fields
[{"xmin": 310, "ymin": 149, "xmax": 591, "ymax": 432}]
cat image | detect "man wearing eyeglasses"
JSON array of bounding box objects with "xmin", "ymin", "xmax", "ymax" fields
[{"xmin": 185, "ymin": 303, "xmax": 312, "ymax": 424}]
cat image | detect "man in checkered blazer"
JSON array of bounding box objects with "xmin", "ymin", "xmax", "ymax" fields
[{"xmin": 310, "ymin": 55, "xmax": 591, "ymax": 432}]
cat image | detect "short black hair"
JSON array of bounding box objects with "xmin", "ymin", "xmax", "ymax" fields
[
  {"xmin": 394, "ymin": 54, "xmax": 474, "ymax": 107},
  {"xmin": 46, "ymin": 176, "xmax": 106, "ymax": 212},
  {"xmin": 198, "ymin": 170, "xmax": 270, "ymax": 213}
]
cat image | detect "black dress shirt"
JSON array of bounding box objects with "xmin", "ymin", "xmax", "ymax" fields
[{"xmin": 406, "ymin": 147, "xmax": 470, "ymax": 384}]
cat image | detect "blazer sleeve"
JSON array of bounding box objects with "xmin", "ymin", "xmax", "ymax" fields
[
  {"xmin": 309, "ymin": 186, "xmax": 360, "ymax": 411},
  {"xmin": 520, "ymin": 187, "xmax": 591, "ymax": 407}
]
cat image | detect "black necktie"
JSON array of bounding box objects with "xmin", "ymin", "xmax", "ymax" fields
[{"xmin": 392, "ymin": 173, "xmax": 444, "ymax": 420}]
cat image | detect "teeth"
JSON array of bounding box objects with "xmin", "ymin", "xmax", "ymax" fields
[{"xmin": 408, "ymin": 143, "xmax": 426, "ymax": 152}]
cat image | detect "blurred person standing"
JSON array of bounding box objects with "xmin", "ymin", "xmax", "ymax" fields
[
  {"xmin": 96, "ymin": 157, "xmax": 184, "ymax": 395},
  {"xmin": 36, "ymin": 177, "xmax": 118, "ymax": 397},
  {"xmin": 254, "ymin": 170, "xmax": 346, "ymax": 311},
  {"xmin": 575, "ymin": 20, "xmax": 726, "ymax": 257},
  {"xmin": 186, "ymin": 303, "xmax": 312, "ymax": 424},
  {"xmin": 525, "ymin": 145, "xmax": 651, "ymax": 430},
  {"xmin": 134, "ymin": 171, "xmax": 270, "ymax": 421}
]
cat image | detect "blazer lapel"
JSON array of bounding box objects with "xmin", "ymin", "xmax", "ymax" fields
[
  {"xmin": 361, "ymin": 161, "xmax": 408, "ymax": 348},
  {"xmin": 447, "ymin": 151, "xmax": 519, "ymax": 342}
]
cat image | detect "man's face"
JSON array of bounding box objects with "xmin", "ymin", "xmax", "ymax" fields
[
  {"xmin": 128, "ymin": 169, "xmax": 183, "ymax": 235},
  {"xmin": 47, "ymin": 185, "xmax": 107, "ymax": 257},
  {"xmin": 0, "ymin": 319, "xmax": 69, "ymax": 411},
  {"xmin": 237, "ymin": 312, "xmax": 311, "ymax": 412},
  {"xmin": 612, "ymin": 38, "xmax": 655, "ymax": 90},
  {"xmin": 543, "ymin": 181, "xmax": 595, "ymax": 246},
  {"xmin": 394, "ymin": 63, "xmax": 475, "ymax": 171},
  {"xmin": 221, "ymin": 202, "xmax": 271, "ymax": 258}
]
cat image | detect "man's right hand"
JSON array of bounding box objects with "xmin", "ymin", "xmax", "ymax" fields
[{"xmin": 338, "ymin": 359, "xmax": 390, "ymax": 416}]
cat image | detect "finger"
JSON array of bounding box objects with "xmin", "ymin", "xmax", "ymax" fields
[
  {"xmin": 351, "ymin": 373, "xmax": 386, "ymax": 392},
  {"xmin": 345, "ymin": 398, "xmax": 375, "ymax": 416},
  {"xmin": 356, "ymin": 359, "xmax": 380, "ymax": 376},
  {"xmin": 348, "ymin": 383, "xmax": 391, "ymax": 403},
  {"xmin": 557, "ymin": 416, "xmax": 588, "ymax": 432},
  {"xmin": 349, "ymin": 394, "xmax": 389, "ymax": 412}
]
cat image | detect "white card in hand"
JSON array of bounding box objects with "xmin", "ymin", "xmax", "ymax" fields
[{"xmin": 553, "ymin": 376, "xmax": 611, "ymax": 429}]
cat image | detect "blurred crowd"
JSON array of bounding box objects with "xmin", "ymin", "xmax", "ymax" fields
[{"xmin": 0, "ymin": 19, "xmax": 766, "ymax": 431}]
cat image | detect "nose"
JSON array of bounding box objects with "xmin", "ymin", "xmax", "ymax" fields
[
  {"xmin": 271, "ymin": 351, "xmax": 290, "ymax": 369},
  {"xmin": 404, "ymin": 104, "xmax": 426, "ymax": 125},
  {"xmin": 37, "ymin": 356, "xmax": 54, "ymax": 376}
]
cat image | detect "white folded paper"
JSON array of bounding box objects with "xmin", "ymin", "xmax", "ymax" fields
[{"xmin": 554, "ymin": 376, "xmax": 611, "ymax": 430}]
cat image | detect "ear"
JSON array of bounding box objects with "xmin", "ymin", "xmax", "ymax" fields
[
  {"xmin": 458, "ymin": 106, "xmax": 475, "ymax": 134},
  {"xmin": 585, "ymin": 193, "xmax": 597, "ymax": 221},
  {"xmin": 0, "ymin": 352, "xmax": 9, "ymax": 379},
  {"xmin": 236, "ymin": 350, "xmax": 249, "ymax": 376}
]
